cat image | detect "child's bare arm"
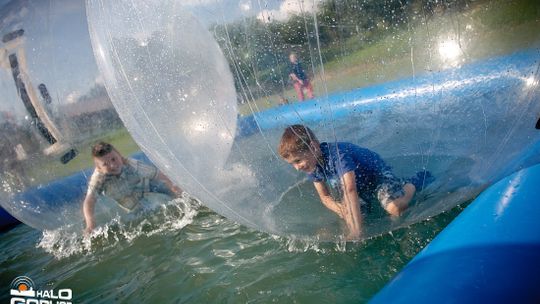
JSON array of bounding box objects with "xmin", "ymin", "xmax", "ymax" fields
[
  {"xmin": 340, "ymin": 171, "xmax": 363, "ymax": 239},
  {"xmin": 82, "ymin": 193, "xmax": 97, "ymax": 234},
  {"xmin": 313, "ymin": 181, "xmax": 344, "ymax": 219},
  {"xmin": 289, "ymin": 73, "xmax": 303, "ymax": 84},
  {"xmin": 157, "ymin": 172, "xmax": 183, "ymax": 197}
]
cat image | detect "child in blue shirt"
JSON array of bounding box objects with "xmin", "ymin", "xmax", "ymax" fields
[{"xmin": 278, "ymin": 125, "xmax": 431, "ymax": 239}]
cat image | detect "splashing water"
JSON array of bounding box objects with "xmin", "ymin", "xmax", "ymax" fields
[{"xmin": 37, "ymin": 195, "xmax": 199, "ymax": 259}]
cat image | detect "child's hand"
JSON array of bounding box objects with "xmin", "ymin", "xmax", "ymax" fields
[
  {"xmin": 84, "ymin": 226, "xmax": 94, "ymax": 236},
  {"xmin": 171, "ymin": 185, "xmax": 183, "ymax": 198},
  {"xmin": 345, "ymin": 229, "xmax": 362, "ymax": 241},
  {"xmin": 84, "ymin": 221, "xmax": 95, "ymax": 235}
]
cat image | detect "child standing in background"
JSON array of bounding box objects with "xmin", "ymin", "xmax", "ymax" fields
[{"xmin": 289, "ymin": 53, "xmax": 314, "ymax": 101}]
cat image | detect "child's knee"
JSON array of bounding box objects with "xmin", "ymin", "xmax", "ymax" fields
[
  {"xmin": 377, "ymin": 172, "xmax": 419, "ymax": 216},
  {"xmin": 403, "ymin": 183, "xmax": 416, "ymax": 201},
  {"xmin": 382, "ymin": 184, "xmax": 415, "ymax": 216},
  {"xmin": 385, "ymin": 202, "xmax": 401, "ymax": 216}
]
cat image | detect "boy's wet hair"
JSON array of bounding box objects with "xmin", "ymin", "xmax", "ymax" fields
[
  {"xmin": 278, "ymin": 124, "xmax": 319, "ymax": 158},
  {"xmin": 91, "ymin": 141, "xmax": 115, "ymax": 157}
]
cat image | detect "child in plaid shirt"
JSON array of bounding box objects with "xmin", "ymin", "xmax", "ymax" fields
[{"xmin": 82, "ymin": 142, "xmax": 182, "ymax": 234}]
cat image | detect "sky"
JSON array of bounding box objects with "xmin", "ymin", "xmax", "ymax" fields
[{"xmin": 183, "ymin": 0, "xmax": 319, "ymax": 24}]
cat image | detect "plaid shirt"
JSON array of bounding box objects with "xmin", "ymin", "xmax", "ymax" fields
[{"xmin": 87, "ymin": 158, "xmax": 159, "ymax": 211}]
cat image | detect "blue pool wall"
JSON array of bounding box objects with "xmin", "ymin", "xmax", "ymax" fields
[{"xmin": 370, "ymin": 162, "xmax": 540, "ymax": 303}]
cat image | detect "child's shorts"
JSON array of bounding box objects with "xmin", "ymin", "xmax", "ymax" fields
[{"xmin": 375, "ymin": 170, "xmax": 407, "ymax": 210}]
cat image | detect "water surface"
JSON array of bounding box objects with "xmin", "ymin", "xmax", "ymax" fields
[{"xmin": 0, "ymin": 196, "xmax": 465, "ymax": 303}]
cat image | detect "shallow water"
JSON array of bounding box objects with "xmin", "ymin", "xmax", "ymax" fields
[{"xmin": 0, "ymin": 195, "xmax": 465, "ymax": 303}]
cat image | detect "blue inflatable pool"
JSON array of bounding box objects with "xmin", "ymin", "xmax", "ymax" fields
[
  {"xmin": 371, "ymin": 163, "xmax": 540, "ymax": 303},
  {"xmin": 0, "ymin": 206, "xmax": 20, "ymax": 231}
]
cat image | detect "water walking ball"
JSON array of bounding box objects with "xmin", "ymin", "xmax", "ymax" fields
[
  {"xmin": 86, "ymin": 0, "xmax": 540, "ymax": 239},
  {"xmin": 0, "ymin": 0, "xmax": 120, "ymax": 230},
  {"xmin": 1, "ymin": 0, "xmax": 540, "ymax": 239}
]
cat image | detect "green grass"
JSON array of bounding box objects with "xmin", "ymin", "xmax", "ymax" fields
[
  {"xmin": 476, "ymin": 0, "xmax": 540, "ymax": 27},
  {"xmin": 25, "ymin": 128, "xmax": 140, "ymax": 185},
  {"xmin": 238, "ymin": 0, "xmax": 540, "ymax": 115}
]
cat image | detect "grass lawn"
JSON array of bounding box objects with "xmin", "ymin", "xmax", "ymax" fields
[
  {"xmin": 237, "ymin": 0, "xmax": 540, "ymax": 115},
  {"xmin": 25, "ymin": 128, "xmax": 140, "ymax": 185}
]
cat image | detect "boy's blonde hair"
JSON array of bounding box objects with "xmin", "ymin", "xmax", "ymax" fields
[{"xmin": 278, "ymin": 125, "xmax": 319, "ymax": 159}]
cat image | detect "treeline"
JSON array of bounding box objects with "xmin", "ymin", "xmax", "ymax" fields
[
  {"xmin": 212, "ymin": 0, "xmax": 476, "ymax": 102},
  {"xmin": 70, "ymin": 108, "xmax": 123, "ymax": 140}
]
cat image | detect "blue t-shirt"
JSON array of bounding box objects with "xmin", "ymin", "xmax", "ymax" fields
[
  {"xmin": 307, "ymin": 142, "xmax": 389, "ymax": 200},
  {"xmin": 291, "ymin": 62, "xmax": 308, "ymax": 81}
]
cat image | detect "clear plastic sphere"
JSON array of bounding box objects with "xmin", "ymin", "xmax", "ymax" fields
[
  {"xmin": 2, "ymin": 0, "xmax": 540, "ymax": 239},
  {"xmin": 0, "ymin": 0, "xmax": 139, "ymax": 230},
  {"xmin": 87, "ymin": 0, "xmax": 540, "ymax": 240}
]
